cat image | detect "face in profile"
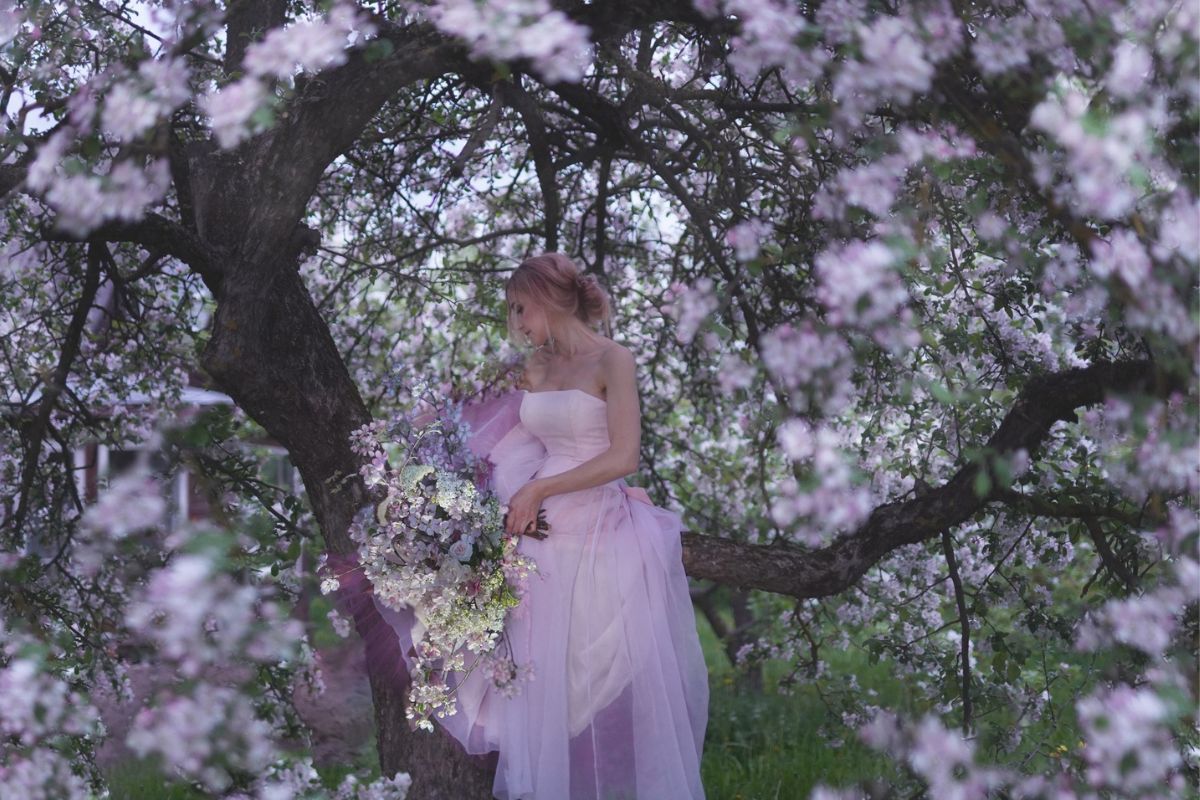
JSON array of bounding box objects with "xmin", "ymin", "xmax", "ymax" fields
[{"xmin": 508, "ymin": 291, "xmax": 550, "ymax": 349}]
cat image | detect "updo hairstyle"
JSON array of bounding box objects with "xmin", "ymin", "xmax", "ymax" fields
[{"xmin": 504, "ymin": 252, "xmax": 614, "ymax": 344}]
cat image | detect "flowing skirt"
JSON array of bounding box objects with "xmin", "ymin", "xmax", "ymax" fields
[{"xmin": 331, "ymin": 390, "xmax": 709, "ymax": 799}]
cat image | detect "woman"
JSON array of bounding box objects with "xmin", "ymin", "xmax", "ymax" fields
[{"xmin": 351, "ymin": 252, "xmax": 709, "ymax": 799}]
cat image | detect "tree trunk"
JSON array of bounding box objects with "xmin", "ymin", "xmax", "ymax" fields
[{"xmin": 198, "ymin": 255, "xmax": 495, "ymax": 797}]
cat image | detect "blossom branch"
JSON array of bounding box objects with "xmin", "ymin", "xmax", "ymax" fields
[{"xmin": 679, "ymin": 359, "xmax": 1181, "ymax": 598}]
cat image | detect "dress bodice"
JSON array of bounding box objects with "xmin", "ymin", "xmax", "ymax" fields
[{"xmin": 518, "ymin": 389, "xmax": 611, "ymax": 471}]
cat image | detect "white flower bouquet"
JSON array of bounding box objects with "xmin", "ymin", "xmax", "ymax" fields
[{"xmin": 325, "ymin": 391, "xmax": 546, "ymax": 731}]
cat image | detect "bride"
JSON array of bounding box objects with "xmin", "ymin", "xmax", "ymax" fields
[{"xmin": 378, "ymin": 252, "xmax": 709, "ymax": 799}]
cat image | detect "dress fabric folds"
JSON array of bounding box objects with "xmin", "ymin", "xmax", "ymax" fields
[{"xmin": 337, "ymin": 388, "xmax": 710, "ymax": 799}]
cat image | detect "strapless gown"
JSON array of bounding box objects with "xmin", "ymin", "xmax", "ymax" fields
[{"xmin": 359, "ymin": 388, "xmax": 709, "ymax": 799}]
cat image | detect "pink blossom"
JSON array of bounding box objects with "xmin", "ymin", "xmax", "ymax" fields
[
  {"xmin": 244, "ymin": 19, "xmax": 350, "ymax": 78},
  {"xmin": 1077, "ymin": 685, "xmax": 1184, "ymax": 793},
  {"xmin": 725, "ymin": 218, "xmax": 770, "ymax": 260},
  {"xmin": 100, "ymin": 58, "xmax": 191, "ymax": 142},
  {"xmin": 1106, "ymin": 40, "xmax": 1153, "ymax": 99},
  {"xmin": 430, "ymin": 0, "xmax": 593, "ymax": 84},
  {"xmin": 200, "ymin": 76, "xmax": 268, "ymax": 149},
  {"xmin": 125, "ymin": 683, "xmax": 279, "ymax": 793},
  {"xmin": 327, "ymin": 607, "xmax": 353, "ymax": 638},
  {"xmin": 760, "ymin": 321, "xmax": 855, "ymax": 413},
  {"xmin": 1152, "ymin": 190, "xmax": 1200, "ymax": 264},
  {"xmin": 716, "ymin": 352, "xmax": 756, "ymax": 394},
  {"xmin": 124, "ymin": 553, "xmax": 302, "ymax": 677},
  {"xmin": 23, "ymin": 128, "xmax": 73, "ymax": 193},
  {"xmin": 974, "ymin": 210, "xmax": 1008, "ymax": 241},
  {"xmin": 720, "ymin": 0, "xmax": 822, "ymax": 86},
  {"xmin": 43, "ymin": 174, "xmax": 106, "ymax": 235},
  {"xmin": 971, "ymin": 16, "xmax": 1032, "ymax": 77},
  {"xmin": 814, "ymin": 240, "xmax": 913, "ymax": 335},
  {"xmin": 814, "ymin": 0, "xmax": 867, "ymax": 46},
  {"xmin": 831, "ymin": 15, "xmax": 933, "ymax": 126},
  {"xmin": 0, "ymin": 4, "xmax": 21, "ymax": 49},
  {"xmin": 667, "ymin": 277, "xmax": 719, "ymax": 344},
  {"xmin": 101, "ymin": 82, "xmax": 160, "ymax": 141},
  {"xmin": 1087, "ymin": 228, "xmax": 1151, "ymax": 286},
  {"xmin": 918, "ymin": 4, "xmax": 964, "ymax": 63}
]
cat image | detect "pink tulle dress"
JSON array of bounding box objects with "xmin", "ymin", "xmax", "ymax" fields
[{"xmin": 330, "ymin": 387, "xmax": 709, "ymax": 799}]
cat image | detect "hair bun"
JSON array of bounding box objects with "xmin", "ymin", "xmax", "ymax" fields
[{"xmin": 508, "ymin": 253, "xmax": 614, "ymax": 339}]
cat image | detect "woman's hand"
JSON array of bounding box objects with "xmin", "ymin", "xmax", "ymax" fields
[{"xmin": 504, "ymin": 480, "xmax": 548, "ymax": 538}]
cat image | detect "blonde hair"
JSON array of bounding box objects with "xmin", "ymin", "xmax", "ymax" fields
[{"xmin": 504, "ymin": 253, "xmax": 613, "ymax": 344}]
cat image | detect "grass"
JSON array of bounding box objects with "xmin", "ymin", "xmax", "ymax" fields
[
  {"xmin": 102, "ymin": 757, "xmax": 208, "ymax": 799},
  {"xmin": 694, "ymin": 610, "xmax": 905, "ymax": 800},
  {"xmin": 100, "ymin": 747, "xmax": 382, "ymax": 799}
]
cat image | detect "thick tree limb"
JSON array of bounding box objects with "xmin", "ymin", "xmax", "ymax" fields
[
  {"xmin": 499, "ymin": 78, "xmax": 562, "ymax": 250},
  {"xmin": 41, "ymin": 213, "xmax": 223, "ymax": 293},
  {"xmin": 224, "ymin": 0, "xmax": 287, "ymax": 75},
  {"xmin": 680, "ymin": 359, "xmax": 1177, "ymax": 598}
]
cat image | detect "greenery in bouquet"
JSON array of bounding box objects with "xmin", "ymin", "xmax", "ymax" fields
[{"xmin": 327, "ymin": 382, "xmax": 546, "ymax": 732}]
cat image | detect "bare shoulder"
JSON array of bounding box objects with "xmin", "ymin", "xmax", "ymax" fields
[
  {"xmin": 600, "ymin": 341, "xmax": 636, "ymax": 368},
  {"xmin": 599, "ymin": 341, "xmax": 637, "ymax": 386}
]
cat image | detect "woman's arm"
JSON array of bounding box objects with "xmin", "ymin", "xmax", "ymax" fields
[{"xmin": 530, "ymin": 345, "xmax": 641, "ymax": 501}]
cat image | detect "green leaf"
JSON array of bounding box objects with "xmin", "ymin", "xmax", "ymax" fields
[
  {"xmin": 992, "ymin": 456, "xmax": 1013, "ymax": 489},
  {"xmin": 710, "ymin": 320, "xmax": 733, "ymax": 341},
  {"xmin": 363, "ymin": 38, "xmax": 394, "ymax": 63},
  {"xmin": 973, "ymin": 469, "xmax": 992, "ymax": 498},
  {"xmin": 928, "ymin": 381, "xmax": 956, "ymax": 405},
  {"xmin": 250, "ymin": 104, "xmax": 276, "ymax": 129}
]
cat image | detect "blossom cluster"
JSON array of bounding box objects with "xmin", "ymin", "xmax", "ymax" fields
[
  {"xmin": 25, "ymin": 130, "xmax": 173, "ymax": 236},
  {"xmin": 665, "ymin": 277, "xmax": 720, "ymax": 345},
  {"xmin": 1079, "ymin": 393, "xmax": 1199, "ymax": 502},
  {"xmin": 72, "ymin": 467, "xmax": 167, "ymax": 576},
  {"xmin": 17, "ymin": 2, "xmax": 218, "ymax": 235},
  {"xmin": 725, "ymin": 218, "xmax": 772, "ymax": 261},
  {"xmin": 201, "ymin": 2, "xmax": 378, "ymax": 148},
  {"xmin": 124, "ymin": 551, "xmax": 304, "ymax": 678},
  {"xmin": 420, "ymin": 0, "xmax": 593, "ymax": 84},
  {"xmin": 759, "ymin": 320, "xmax": 856, "ymax": 414},
  {"xmin": 1029, "ymin": 82, "xmax": 1162, "ymax": 222},
  {"xmin": 699, "ymin": 0, "xmax": 825, "ymax": 89},
  {"xmin": 0, "ymin": 622, "xmax": 103, "ymax": 800},
  {"xmin": 227, "ymin": 757, "xmax": 412, "ymax": 800},
  {"xmin": 769, "ymin": 418, "xmax": 875, "ymax": 547},
  {"xmin": 813, "ymin": 239, "xmax": 919, "ymax": 352},
  {"xmin": 126, "ymin": 683, "xmax": 280, "ymax": 794}
]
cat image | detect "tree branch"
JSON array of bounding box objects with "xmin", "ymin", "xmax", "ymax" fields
[
  {"xmin": 942, "ymin": 528, "xmax": 973, "ymax": 735},
  {"xmin": 1083, "ymin": 517, "xmax": 1139, "ymax": 594},
  {"xmin": 40, "ymin": 213, "xmax": 223, "ymax": 293},
  {"xmin": 5, "ymin": 243, "xmax": 104, "ymax": 540},
  {"xmin": 680, "ymin": 359, "xmax": 1180, "ymax": 598},
  {"xmin": 499, "ymin": 78, "xmax": 562, "ymax": 250}
]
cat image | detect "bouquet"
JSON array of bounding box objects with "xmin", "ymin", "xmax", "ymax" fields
[{"xmin": 324, "ymin": 381, "xmax": 547, "ymax": 731}]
